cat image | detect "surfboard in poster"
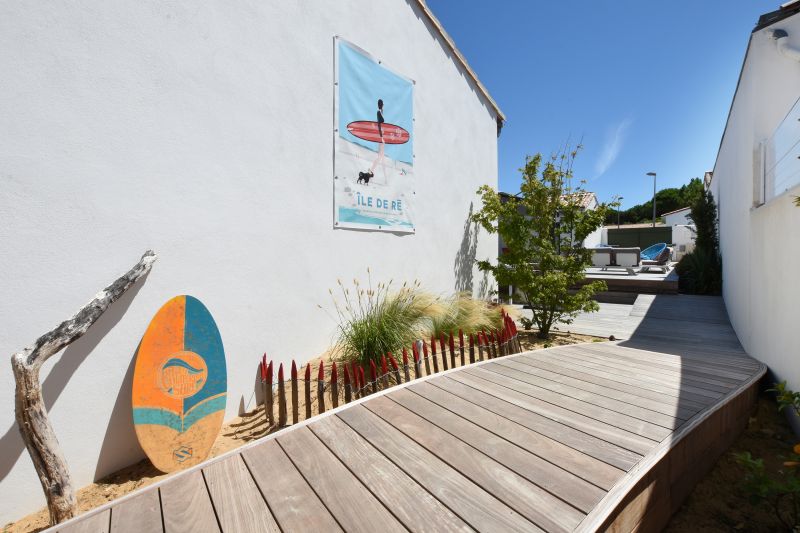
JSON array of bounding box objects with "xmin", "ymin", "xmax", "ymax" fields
[
  {"xmin": 132, "ymin": 295, "xmax": 226, "ymax": 473},
  {"xmin": 334, "ymin": 38, "xmax": 415, "ymax": 233}
]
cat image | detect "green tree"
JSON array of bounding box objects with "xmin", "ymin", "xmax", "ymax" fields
[
  {"xmin": 472, "ymin": 148, "xmax": 608, "ymax": 338},
  {"xmin": 677, "ymin": 189, "xmax": 722, "ymax": 294},
  {"xmin": 606, "ymin": 177, "xmax": 704, "ymax": 225}
]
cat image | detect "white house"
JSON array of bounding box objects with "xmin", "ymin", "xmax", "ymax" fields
[
  {"xmin": 710, "ymin": 1, "xmax": 800, "ymax": 430},
  {"xmin": 661, "ymin": 206, "xmax": 692, "ymax": 226},
  {"xmin": 0, "ymin": 1, "xmax": 502, "ymax": 522}
]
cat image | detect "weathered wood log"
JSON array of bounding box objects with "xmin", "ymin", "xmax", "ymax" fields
[{"xmin": 11, "ymin": 250, "xmax": 156, "ymax": 525}]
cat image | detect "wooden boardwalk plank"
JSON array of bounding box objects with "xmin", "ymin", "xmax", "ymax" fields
[
  {"xmin": 433, "ymin": 376, "xmax": 642, "ymax": 471},
  {"xmin": 337, "ymin": 405, "xmax": 539, "ymax": 533},
  {"xmin": 410, "ymin": 380, "xmax": 625, "ymax": 491},
  {"xmin": 277, "ymin": 426, "xmax": 405, "ymax": 533},
  {"xmin": 561, "ymin": 348, "xmax": 735, "ymax": 393},
  {"xmin": 309, "ymin": 414, "xmax": 472, "ymax": 532},
  {"xmin": 159, "ymin": 470, "xmax": 220, "ymax": 533},
  {"xmin": 365, "ymin": 394, "xmax": 585, "ymax": 532},
  {"xmin": 473, "ymin": 364, "xmax": 672, "ymax": 440},
  {"xmin": 203, "ymin": 455, "xmax": 279, "ymax": 533},
  {"xmin": 585, "ymin": 342, "xmax": 756, "ymax": 379},
  {"xmin": 57, "ymin": 510, "xmax": 110, "ymax": 533},
  {"xmin": 512, "ymin": 356, "xmax": 706, "ymax": 415},
  {"xmin": 389, "ymin": 387, "xmax": 606, "ymax": 513},
  {"xmin": 524, "ymin": 351, "xmax": 716, "ymax": 406},
  {"xmin": 110, "ymin": 490, "xmax": 162, "ymax": 533},
  {"xmin": 547, "ymin": 348, "xmax": 726, "ymax": 398},
  {"xmin": 492, "ymin": 358, "xmax": 685, "ymax": 427},
  {"xmin": 241, "ymin": 439, "xmax": 342, "ymax": 532},
  {"xmin": 451, "ymin": 371, "xmax": 658, "ymax": 455}
]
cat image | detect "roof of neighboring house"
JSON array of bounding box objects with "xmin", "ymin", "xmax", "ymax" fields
[
  {"xmin": 661, "ymin": 206, "xmax": 691, "ymax": 217},
  {"xmin": 412, "ymin": 1, "xmax": 505, "ymax": 134},
  {"xmin": 564, "ymin": 192, "xmax": 597, "ymax": 209},
  {"xmin": 498, "ymin": 191, "xmax": 599, "ymax": 210}
]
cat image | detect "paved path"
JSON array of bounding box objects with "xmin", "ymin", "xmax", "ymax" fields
[{"xmin": 54, "ymin": 295, "xmax": 764, "ymax": 533}]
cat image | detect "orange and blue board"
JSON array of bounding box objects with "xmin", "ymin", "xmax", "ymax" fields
[{"xmin": 132, "ymin": 295, "xmax": 226, "ymax": 473}]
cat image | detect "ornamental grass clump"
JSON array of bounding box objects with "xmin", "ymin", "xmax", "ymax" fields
[
  {"xmin": 327, "ymin": 273, "xmax": 443, "ymax": 368},
  {"xmin": 426, "ymin": 293, "xmax": 509, "ymax": 338}
]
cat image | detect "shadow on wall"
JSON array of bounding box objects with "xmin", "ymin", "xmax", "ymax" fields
[
  {"xmin": 0, "ymin": 272, "xmax": 150, "ymax": 484},
  {"xmin": 93, "ymin": 343, "xmax": 142, "ymax": 481},
  {"xmin": 454, "ymin": 202, "xmax": 479, "ymax": 293}
]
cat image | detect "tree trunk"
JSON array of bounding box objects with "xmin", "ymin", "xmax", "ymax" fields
[{"xmin": 11, "ymin": 251, "xmax": 156, "ymax": 525}]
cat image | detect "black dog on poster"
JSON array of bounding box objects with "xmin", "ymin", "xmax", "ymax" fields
[{"xmin": 357, "ymin": 170, "xmax": 373, "ymax": 185}]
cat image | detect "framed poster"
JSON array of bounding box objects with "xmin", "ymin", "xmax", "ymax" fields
[{"xmin": 334, "ymin": 37, "xmax": 415, "ymax": 233}]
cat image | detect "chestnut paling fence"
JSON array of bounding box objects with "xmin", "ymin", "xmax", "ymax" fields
[{"xmin": 257, "ymin": 312, "xmax": 522, "ymax": 427}]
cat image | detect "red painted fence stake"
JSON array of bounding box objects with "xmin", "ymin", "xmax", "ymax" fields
[
  {"xmin": 330, "ymin": 362, "xmax": 339, "ymax": 409},
  {"xmin": 277, "ymin": 363, "xmax": 287, "ymax": 426},
  {"xmin": 317, "ymin": 361, "xmax": 326, "ymax": 414}
]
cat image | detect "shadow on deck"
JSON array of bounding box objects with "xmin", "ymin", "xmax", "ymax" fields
[{"xmin": 52, "ymin": 295, "xmax": 765, "ymax": 533}]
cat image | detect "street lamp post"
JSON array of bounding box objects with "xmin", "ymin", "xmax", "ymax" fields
[
  {"xmin": 616, "ymin": 196, "xmax": 624, "ymax": 229},
  {"xmin": 646, "ymin": 172, "xmax": 657, "ymax": 227}
]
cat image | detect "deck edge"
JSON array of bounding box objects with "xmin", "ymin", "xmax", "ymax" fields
[{"xmin": 574, "ymin": 360, "xmax": 767, "ymax": 532}]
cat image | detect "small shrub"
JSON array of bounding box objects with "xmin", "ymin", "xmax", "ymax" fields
[
  {"xmin": 735, "ymin": 381, "xmax": 800, "ymax": 530},
  {"xmin": 519, "ymin": 316, "xmax": 534, "ymax": 331},
  {"xmin": 677, "ymin": 247, "xmax": 722, "ymax": 295},
  {"xmin": 327, "ymin": 274, "xmax": 443, "ymax": 367}
]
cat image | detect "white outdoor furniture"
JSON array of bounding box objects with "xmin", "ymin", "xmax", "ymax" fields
[{"xmin": 591, "ymin": 247, "xmax": 641, "ymax": 275}]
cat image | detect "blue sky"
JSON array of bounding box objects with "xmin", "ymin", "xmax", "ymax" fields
[{"xmin": 427, "ymin": 0, "xmax": 777, "ymax": 209}]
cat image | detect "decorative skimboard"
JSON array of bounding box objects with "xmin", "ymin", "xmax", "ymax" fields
[{"xmin": 132, "ymin": 295, "xmax": 226, "ymax": 473}]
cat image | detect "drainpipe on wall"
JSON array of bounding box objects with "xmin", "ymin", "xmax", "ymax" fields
[{"xmin": 770, "ymin": 29, "xmax": 800, "ymax": 62}]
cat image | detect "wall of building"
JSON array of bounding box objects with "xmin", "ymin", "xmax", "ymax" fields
[
  {"xmin": 664, "ymin": 209, "xmax": 691, "ymax": 226},
  {"xmin": 671, "ymin": 225, "xmax": 696, "ymax": 261},
  {"xmin": 0, "ymin": 0, "xmax": 499, "ymax": 521},
  {"xmin": 712, "ymin": 14, "xmax": 800, "ymax": 431}
]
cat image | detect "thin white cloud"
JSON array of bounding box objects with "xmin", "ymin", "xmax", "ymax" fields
[{"xmin": 594, "ymin": 117, "xmax": 634, "ymax": 179}]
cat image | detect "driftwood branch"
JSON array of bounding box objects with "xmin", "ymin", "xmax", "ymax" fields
[{"xmin": 11, "ymin": 250, "xmax": 157, "ymax": 525}]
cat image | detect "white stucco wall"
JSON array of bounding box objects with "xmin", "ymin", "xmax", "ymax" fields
[
  {"xmin": 671, "ymin": 225, "xmax": 696, "ymax": 261},
  {"xmin": 663, "ymin": 208, "xmax": 691, "ymax": 226},
  {"xmin": 0, "ymin": 0, "xmax": 499, "ymax": 522},
  {"xmin": 712, "ymin": 13, "xmax": 800, "ymax": 430},
  {"xmin": 584, "ymin": 226, "xmax": 604, "ymax": 248}
]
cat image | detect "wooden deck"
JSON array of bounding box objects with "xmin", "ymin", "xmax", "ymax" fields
[
  {"xmin": 581, "ymin": 266, "xmax": 679, "ymax": 295},
  {"xmin": 53, "ymin": 295, "xmax": 765, "ymax": 533}
]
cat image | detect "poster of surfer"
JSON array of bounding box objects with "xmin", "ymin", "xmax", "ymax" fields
[{"xmin": 334, "ymin": 38, "xmax": 415, "ymax": 233}]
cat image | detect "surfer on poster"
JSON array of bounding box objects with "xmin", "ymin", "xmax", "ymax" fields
[{"xmin": 369, "ymin": 99, "xmax": 386, "ymax": 178}]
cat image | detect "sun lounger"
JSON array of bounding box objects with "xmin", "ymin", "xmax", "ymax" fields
[
  {"xmin": 640, "ymin": 247, "xmax": 672, "ymax": 273},
  {"xmin": 591, "ymin": 247, "xmax": 641, "ymax": 275}
]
